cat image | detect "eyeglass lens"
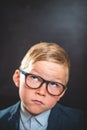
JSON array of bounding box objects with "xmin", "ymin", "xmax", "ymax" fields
[{"xmin": 25, "ymin": 74, "xmax": 65, "ymax": 96}]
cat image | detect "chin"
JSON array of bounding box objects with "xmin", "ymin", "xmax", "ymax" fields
[{"xmin": 28, "ymin": 108, "xmax": 45, "ymax": 115}]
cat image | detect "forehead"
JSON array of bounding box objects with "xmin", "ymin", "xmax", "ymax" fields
[{"xmin": 25, "ymin": 60, "xmax": 66, "ymax": 70}]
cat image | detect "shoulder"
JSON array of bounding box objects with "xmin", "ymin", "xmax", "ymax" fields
[
  {"xmin": 51, "ymin": 103, "xmax": 86, "ymax": 125},
  {"xmin": 48, "ymin": 104, "xmax": 86, "ymax": 130},
  {"xmin": 54, "ymin": 103, "xmax": 84, "ymax": 119},
  {"xmin": 0, "ymin": 101, "xmax": 20, "ymax": 119}
]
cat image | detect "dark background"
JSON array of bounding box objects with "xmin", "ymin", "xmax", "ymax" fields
[{"xmin": 0, "ymin": 0, "xmax": 87, "ymax": 118}]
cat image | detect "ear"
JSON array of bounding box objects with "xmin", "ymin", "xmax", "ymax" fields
[{"xmin": 13, "ymin": 69, "xmax": 20, "ymax": 88}]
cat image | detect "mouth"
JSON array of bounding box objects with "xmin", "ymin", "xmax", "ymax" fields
[{"xmin": 32, "ymin": 100, "xmax": 44, "ymax": 105}]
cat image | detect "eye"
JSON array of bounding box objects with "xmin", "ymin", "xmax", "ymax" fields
[
  {"xmin": 31, "ymin": 75, "xmax": 39, "ymax": 81},
  {"xmin": 50, "ymin": 82, "xmax": 57, "ymax": 87}
]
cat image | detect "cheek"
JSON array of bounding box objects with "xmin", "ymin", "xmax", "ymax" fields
[
  {"xmin": 45, "ymin": 96, "xmax": 60, "ymax": 109},
  {"xmin": 19, "ymin": 81, "xmax": 29, "ymax": 100}
]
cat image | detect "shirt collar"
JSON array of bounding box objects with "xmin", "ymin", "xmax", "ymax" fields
[
  {"xmin": 20, "ymin": 102, "xmax": 51, "ymax": 126},
  {"xmin": 35, "ymin": 109, "xmax": 51, "ymax": 127},
  {"xmin": 20, "ymin": 102, "xmax": 32, "ymax": 122}
]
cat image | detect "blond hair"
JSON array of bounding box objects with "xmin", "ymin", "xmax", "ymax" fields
[{"xmin": 19, "ymin": 42, "xmax": 70, "ymax": 80}]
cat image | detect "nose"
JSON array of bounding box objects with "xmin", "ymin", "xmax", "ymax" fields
[{"xmin": 35, "ymin": 83, "xmax": 47, "ymax": 96}]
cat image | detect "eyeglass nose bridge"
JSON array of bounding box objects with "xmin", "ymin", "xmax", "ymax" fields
[{"xmin": 38, "ymin": 79, "xmax": 49, "ymax": 90}]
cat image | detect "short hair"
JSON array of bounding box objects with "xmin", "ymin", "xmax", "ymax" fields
[{"xmin": 19, "ymin": 42, "xmax": 70, "ymax": 81}]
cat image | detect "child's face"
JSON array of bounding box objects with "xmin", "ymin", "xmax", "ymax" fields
[{"xmin": 13, "ymin": 61, "xmax": 68, "ymax": 115}]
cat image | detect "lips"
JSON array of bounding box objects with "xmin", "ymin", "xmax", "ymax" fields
[{"xmin": 32, "ymin": 100, "xmax": 44, "ymax": 105}]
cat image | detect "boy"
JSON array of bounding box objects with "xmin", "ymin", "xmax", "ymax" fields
[{"xmin": 0, "ymin": 42, "xmax": 86, "ymax": 130}]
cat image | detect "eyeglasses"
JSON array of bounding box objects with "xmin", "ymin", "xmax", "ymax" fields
[{"xmin": 20, "ymin": 70, "xmax": 67, "ymax": 96}]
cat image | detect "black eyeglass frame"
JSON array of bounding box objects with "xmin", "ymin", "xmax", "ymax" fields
[{"xmin": 20, "ymin": 69, "xmax": 67, "ymax": 96}]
